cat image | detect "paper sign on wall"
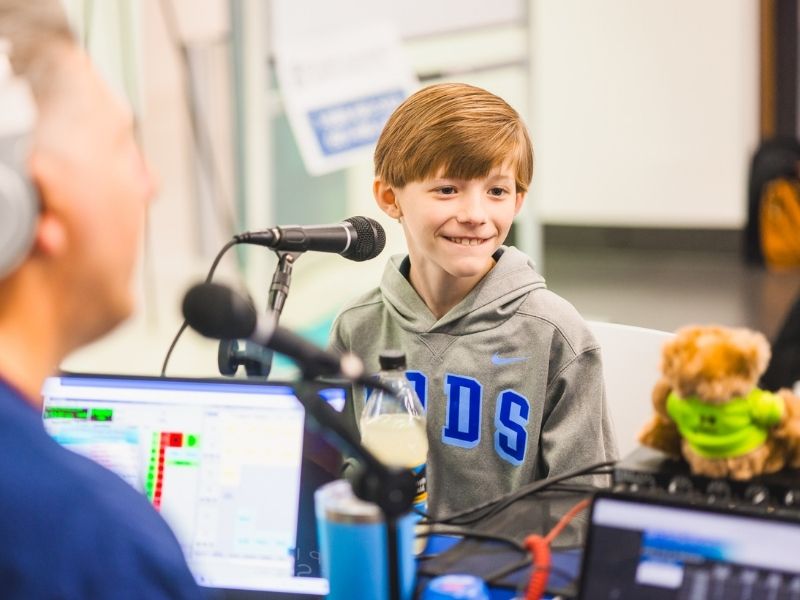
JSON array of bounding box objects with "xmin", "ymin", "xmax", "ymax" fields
[{"xmin": 274, "ymin": 22, "xmax": 418, "ymax": 176}]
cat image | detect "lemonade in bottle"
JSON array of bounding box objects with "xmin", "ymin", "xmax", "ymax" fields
[{"xmin": 360, "ymin": 350, "xmax": 428, "ymax": 551}]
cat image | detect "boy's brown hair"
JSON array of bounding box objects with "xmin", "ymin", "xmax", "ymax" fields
[{"xmin": 374, "ymin": 82, "xmax": 534, "ymax": 193}]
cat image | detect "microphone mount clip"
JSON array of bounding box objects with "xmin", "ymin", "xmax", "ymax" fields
[{"xmin": 218, "ymin": 250, "xmax": 302, "ymax": 378}]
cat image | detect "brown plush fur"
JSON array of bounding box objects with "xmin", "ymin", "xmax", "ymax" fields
[{"xmin": 638, "ymin": 325, "xmax": 800, "ymax": 480}]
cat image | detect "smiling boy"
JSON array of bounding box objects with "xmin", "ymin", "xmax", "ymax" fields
[{"xmin": 330, "ymin": 83, "xmax": 617, "ymax": 518}]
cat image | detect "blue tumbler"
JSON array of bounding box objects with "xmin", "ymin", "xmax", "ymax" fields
[{"xmin": 315, "ymin": 479, "xmax": 416, "ymax": 600}]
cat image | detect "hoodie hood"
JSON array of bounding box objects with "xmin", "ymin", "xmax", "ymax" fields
[{"xmin": 379, "ymin": 245, "xmax": 546, "ymax": 335}]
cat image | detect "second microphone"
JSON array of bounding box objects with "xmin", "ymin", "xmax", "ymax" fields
[{"xmin": 234, "ymin": 216, "xmax": 386, "ymax": 262}]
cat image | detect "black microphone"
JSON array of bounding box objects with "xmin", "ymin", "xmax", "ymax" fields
[
  {"xmin": 182, "ymin": 282, "xmax": 365, "ymax": 380},
  {"xmin": 234, "ymin": 216, "xmax": 386, "ymax": 262}
]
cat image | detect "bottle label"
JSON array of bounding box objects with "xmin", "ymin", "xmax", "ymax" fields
[{"xmin": 412, "ymin": 463, "xmax": 427, "ymax": 510}]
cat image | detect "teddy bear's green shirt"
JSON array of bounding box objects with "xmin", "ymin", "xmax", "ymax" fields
[{"xmin": 666, "ymin": 389, "xmax": 784, "ymax": 458}]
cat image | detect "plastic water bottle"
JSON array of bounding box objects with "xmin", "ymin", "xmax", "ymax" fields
[{"xmin": 360, "ymin": 350, "xmax": 428, "ymax": 548}]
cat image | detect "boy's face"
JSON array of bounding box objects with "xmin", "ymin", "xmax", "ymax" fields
[{"xmin": 375, "ymin": 164, "xmax": 524, "ymax": 281}]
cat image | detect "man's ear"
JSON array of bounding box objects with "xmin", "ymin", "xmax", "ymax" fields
[
  {"xmin": 27, "ymin": 151, "xmax": 68, "ymax": 259},
  {"xmin": 374, "ymin": 178, "xmax": 402, "ymax": 220},
  {"xmin": 33, "ymin": 212, "xmax": 68, "ymax": 258},
  {"xmin": 514, "ymin": 192, "xmax": 526, "ymax": 216}
]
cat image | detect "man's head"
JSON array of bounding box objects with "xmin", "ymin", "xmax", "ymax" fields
[
  {"xmin": 0, "ymin": 0, "xmax": 156, "ymax": 352},
  {"xmin": 373, "ymin": 83, "xmax": 533, "ymax": 287}
]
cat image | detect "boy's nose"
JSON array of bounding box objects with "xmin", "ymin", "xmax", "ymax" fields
[{"xmin": 456, "ymin": 191, "xmax": 488, "ymax": 224}]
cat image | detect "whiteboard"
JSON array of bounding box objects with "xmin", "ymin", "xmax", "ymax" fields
[{"xmin": 530, "ymin": 0, "xmax": 759, "ymax": 228}]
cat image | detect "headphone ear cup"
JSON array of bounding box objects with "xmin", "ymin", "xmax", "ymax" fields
[{"xmin": 0, "ymin": 138, "xmax": 37, "ymax": 279}]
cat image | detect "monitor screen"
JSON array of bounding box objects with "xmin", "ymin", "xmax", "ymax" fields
[
  {"xmin": 578, "ymin": 491, "xmax": 800, "ymax": 599},
  {"xmin": 41, "ymin": 374, "xmax": 347, "ymax": 598}
]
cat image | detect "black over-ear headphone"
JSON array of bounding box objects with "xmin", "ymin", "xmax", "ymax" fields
[{"xmin": 0, "ymin": 39, "xmax": 38, "ymax": 279}]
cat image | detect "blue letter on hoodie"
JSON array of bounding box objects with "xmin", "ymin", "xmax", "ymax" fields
[
  {"xmin": 442, "ymin": 374, "xmax": 481, "ymax": 448},
  {"xmin": 405, "ymin": 370, "xmax": 427, "ymax": 410},
  {"xmin": 494, "ymin": 390, "xmax": 530, "ymax": 465}
]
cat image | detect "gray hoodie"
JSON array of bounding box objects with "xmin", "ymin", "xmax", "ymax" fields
[{"xmin": 330, "ymin": 246, "xmax": 617, "ymax": 518}]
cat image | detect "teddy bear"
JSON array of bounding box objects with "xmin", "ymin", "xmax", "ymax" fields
[{"xmin": 638, "ymin": 324, "xmax": 800, "ymax": 480}]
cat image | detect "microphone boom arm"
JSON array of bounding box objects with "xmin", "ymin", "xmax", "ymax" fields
[{"xmin": 218, "ymin": 250, "xmax": 302, "ymax": 378}]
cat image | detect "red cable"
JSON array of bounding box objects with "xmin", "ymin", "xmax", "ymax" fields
[
  {"xmin": 524, "ymin": 498, "xmax": 590, "ymax": 600},
  {"xmin": 524, "ymin": 534, "xmax": 550, "ymax": 600}
]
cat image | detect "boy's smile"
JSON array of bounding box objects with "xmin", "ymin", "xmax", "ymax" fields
[{"xmin": 443, "ymin": 235, "xmax": 492, "ymax": 246}]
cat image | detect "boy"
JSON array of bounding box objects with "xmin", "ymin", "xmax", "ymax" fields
[{"xmin": 329, "ymin": 83, "xmax": 617, "ymax": 518}]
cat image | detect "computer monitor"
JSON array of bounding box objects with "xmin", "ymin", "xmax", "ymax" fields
[
  {"xmin": 41, "ymin": 373, "xmax": 349, "ymax": 599},
  {"xmin": 578, "ymin": 490, "xmax": 800, "ymax": 599}
]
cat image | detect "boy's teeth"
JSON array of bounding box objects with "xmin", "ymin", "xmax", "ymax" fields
[{"xmin": 450, "ymin": 237, "xmax": 481, "ymax": 246}]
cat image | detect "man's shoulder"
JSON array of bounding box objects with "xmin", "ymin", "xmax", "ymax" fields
[
  {"xmin": 0, "ymin": 400, "xmax": 202, "ymax": 598},
  {"xmin": 0, "ymin": 418, "xmax": 168, "ymax": 542}
]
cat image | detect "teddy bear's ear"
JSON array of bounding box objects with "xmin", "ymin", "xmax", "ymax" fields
[
  {"xmin": 660, "ymin": 326, "xmax": 699, "ymax": 379},
  {"xmin": 739, "ymin": 328, "xmax": 771, "ymax": 377}
]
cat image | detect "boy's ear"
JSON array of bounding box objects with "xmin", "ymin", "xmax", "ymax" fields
[
  {"xmin": 514, "ymin": 191, "xmax": 526, "ymax": 216},
  {"xmin": 373, "ymin": 178, "xmax": 402, "ymax": 219}
]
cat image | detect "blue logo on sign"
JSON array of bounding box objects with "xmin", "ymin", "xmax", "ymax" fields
[{"xmin": 308, "ymin": 89, "xmax": 406, "ymax": 156}]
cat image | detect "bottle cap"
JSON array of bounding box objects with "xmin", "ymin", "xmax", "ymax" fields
[
  {"xmin": 422, "ymin": 574, "xmax": 489, "ymax": 599},
  {"xmin": 378, "ymin": 349, "xmax": 406, "ymax": 371}
]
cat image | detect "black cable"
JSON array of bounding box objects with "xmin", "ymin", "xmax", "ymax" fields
[
  {"xmin": 414, "ymin": 528, "xmax": 527, "ymax": 558},
  {"xmin": 450, "ymin": 461, "xmax": 614, "ymax": 526},
  {"xmin": 420, "ymin": 460, "xmax": 616, "ymax": 528},
  {"xmin": 160, "ymin": 239, "xmax": 237, "ymax": 376},
  {"xmin": 482, "ymin": 556, "xmax": 577, "ymax": 587},
  {"xmin": 543, "ymin": 479, "xmax": 614, "ymax": 495},
  {"xmin": 542, "ymin": 473, "xmax": 614, "ymax": 495},
  {"xmin": 418, "ymin": 462, "xmax": 609, "ymax": 526},
  {"xmin": 444, "ymin": 464, "xmax": 611, "ymax": 527},
  {"xmin": 418, "ymin": 537, "xmax": 578, "ymax": 588},
  {"xmin": 157, "ymin": 0, "xmax": 239, "ymax": 242},
  {"xmin": 482, "ymin": 557, "xmax": 530, "ymax": 585}
]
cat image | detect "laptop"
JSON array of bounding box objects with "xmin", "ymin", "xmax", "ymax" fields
[
  {"xmin": 578, "ymin": 490, "xmax": 800, "ymax": 599},
  {"xmin": 41, "ymin": 373, "xmax": 349, "ymax": 599}
]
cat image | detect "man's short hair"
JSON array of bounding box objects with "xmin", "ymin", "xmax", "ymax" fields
[
  {"xmin": 374, "ymin": 82, "xmax": 534, "ymax": 193},
  {"xmin": 0, "ymin": 0, "xmax": 74, "ymax": 104}
]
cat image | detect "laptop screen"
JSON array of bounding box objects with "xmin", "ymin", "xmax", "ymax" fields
[
  {"xmin": 578, "ymin": 491, "xmax": 800, "ymax": 599},
  {"xmin": 41, "ymin": 374, "xmax": 347, "ymax": 598}
]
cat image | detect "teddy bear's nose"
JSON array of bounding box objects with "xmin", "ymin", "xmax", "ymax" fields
[{"xmin": 700, "ymin": 414, "xmax": 717, "ymax": 428}]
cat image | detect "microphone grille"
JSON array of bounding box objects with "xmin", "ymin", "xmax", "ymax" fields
[
  {"xmin": 182, "ymin": 282, "xmax": 257, "ymax": 340},
  {"xmin": 344, "ymin": 216, "xmax": 386, "ymax": 261}
]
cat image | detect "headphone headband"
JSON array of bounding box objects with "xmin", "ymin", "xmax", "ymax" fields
[{"xmin": 0, "ymin": 37, "xmax": 39, "ymax": 280}]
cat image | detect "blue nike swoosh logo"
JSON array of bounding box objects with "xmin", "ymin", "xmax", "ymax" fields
[{"xmin": 491, "ymin": 353, "xmax": 530, "ymax": 366}]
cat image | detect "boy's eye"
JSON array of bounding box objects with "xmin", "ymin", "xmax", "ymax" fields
[
  {"xmin": 437, "ymin": 186, "xmax": 457, "ymax": 195},
  {"xmin": 488, "ymin": 187, "xmax": 507, "ymax": 197}
]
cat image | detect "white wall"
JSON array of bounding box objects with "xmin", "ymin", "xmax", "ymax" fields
[{"xmin": 530, "ymin": 0, "xmax": 759, "ymax": 228}]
